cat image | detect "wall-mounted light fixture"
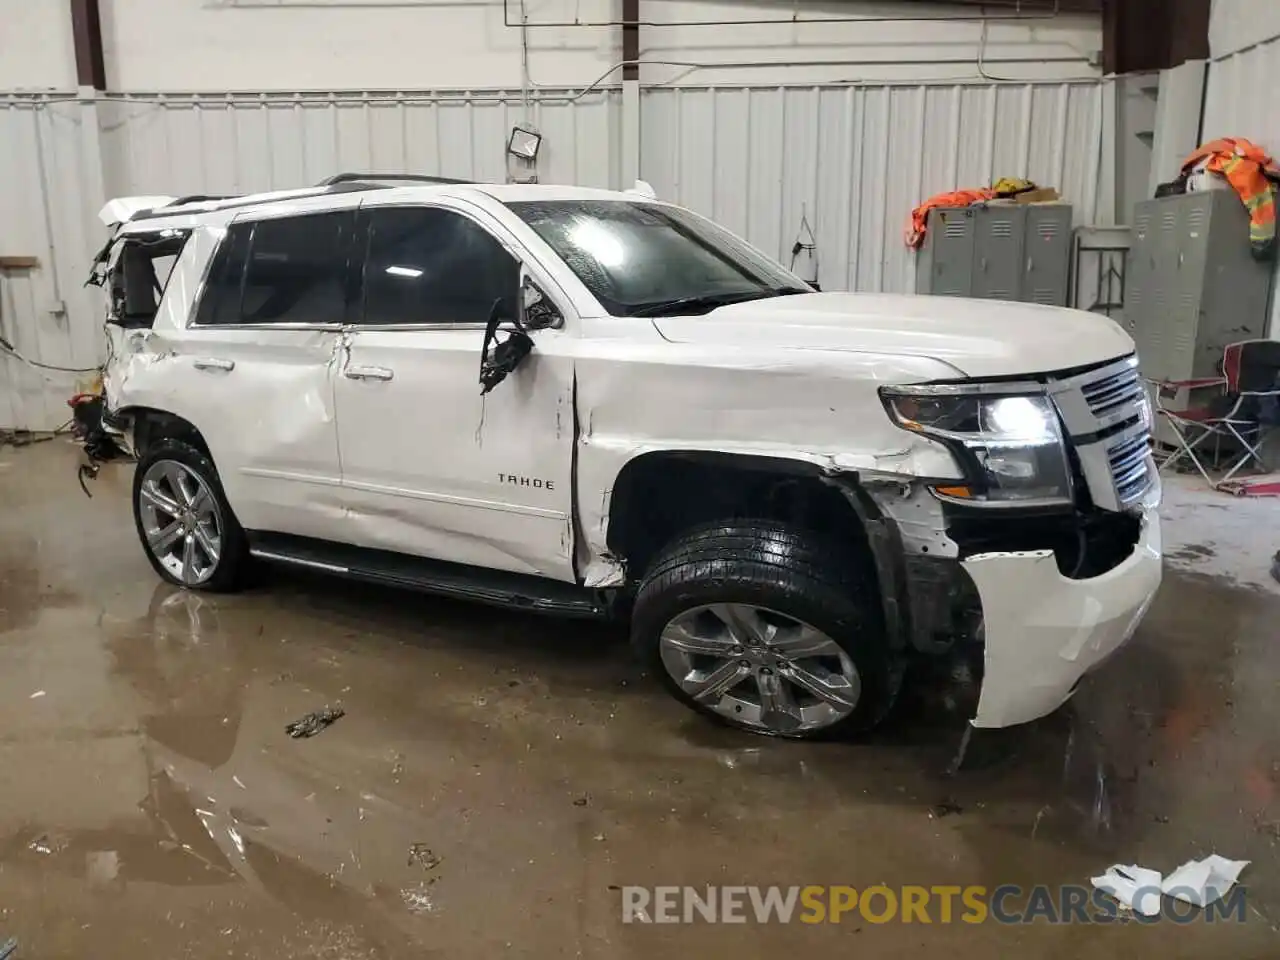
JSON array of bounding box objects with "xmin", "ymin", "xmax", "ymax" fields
[{"xmin": 507, "ymin": 126, "xmax": 543, "ymax": 162}]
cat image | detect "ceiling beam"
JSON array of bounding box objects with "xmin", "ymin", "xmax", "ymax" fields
[
  {"xmin": 622, "ymin": 0, "xmax": 639, "ymax": 81},
  {"xmin": 69, "ymin": 0, "xmax": 107, "ymax": 90}
]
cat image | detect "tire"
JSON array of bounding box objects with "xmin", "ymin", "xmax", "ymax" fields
[
  {"xmin": 132, "ymin": 438, "xmax": 249, "ymax": 592},
  {"xmin": 632, "ymin": 520, "xmax": 899, "ymax": 738}
]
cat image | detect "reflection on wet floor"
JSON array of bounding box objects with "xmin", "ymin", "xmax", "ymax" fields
[{"xmin": 1, "ymin": 441, "xmax": 1278, "ymax": 958}]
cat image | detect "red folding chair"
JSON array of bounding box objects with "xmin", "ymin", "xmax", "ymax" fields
[{"xmin": 1149, "ymin": 339, "xmax": 1280, "ymax": 489}]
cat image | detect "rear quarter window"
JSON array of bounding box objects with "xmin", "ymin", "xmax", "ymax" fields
[{"xmin": 194, "ymin": 210, "xmax": 355, "ymax": 326}]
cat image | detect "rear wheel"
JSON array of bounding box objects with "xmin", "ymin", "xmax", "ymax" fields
[
  {"xmin": 631, "ymin": 520, "xmax": 898, "ymax": 738},
  {"xmin": 132, "ymin": 439, "xmax": 248, "ymax": 592}
]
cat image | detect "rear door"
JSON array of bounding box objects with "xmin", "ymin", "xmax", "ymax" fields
[
  {"xmin": 332, "ymin": 200, "xmax": 577, "ymax": 581},
  {"xmin": 174, "ymin": 208, "xmax": 353, "ymax": 540}
]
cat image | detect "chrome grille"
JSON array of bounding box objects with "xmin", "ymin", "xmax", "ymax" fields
[
  {"xmin": 1051, "ymin": 356, "xmax": 1154, "ymax": 512},
  {"xmin": 1081, "ymin": 362, "xmax": 1144, "ymax": 418},
  {"xmin": 1107, "ymin": 432, "xmax": 1152, "ymax": 505}
]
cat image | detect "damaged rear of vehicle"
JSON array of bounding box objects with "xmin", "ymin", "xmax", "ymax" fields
[{"xmin": 74, "ymin": 197, "xmax": 193, "ymax": 487}]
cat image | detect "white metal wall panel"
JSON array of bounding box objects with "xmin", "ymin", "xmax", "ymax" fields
[
  {"xmin": 0, "ymin": 98, "xmax": 104, "ymax": 433},
  {"xmin": 1209, "ymin": 0, "xmax": 1280, "ymax": 61},
  {"xmin": 640, "ymin": 82, "xmax": 1111, "ymax": 294},
  {"xmin": 1203, "ymin": 36, "xmax": 1280, "ymax": 338},
  {"xmin": 98, "ymin": 92, "xmax": 622, "ymax": 199}
]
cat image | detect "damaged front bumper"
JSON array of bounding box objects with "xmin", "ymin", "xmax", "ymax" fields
[{"xmin": 964, "ymin": 497, "xmax": 1162, "ymax": 729}]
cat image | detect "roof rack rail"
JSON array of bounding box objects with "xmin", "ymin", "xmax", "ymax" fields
[
  {"xmin": 318, "ymin": 172, "xmax": 473, "ymax": 186},
  {"xmin": 128, "ymin": 183, "xmax": 379, "ymax": 221},
  {"xmin": 127, "ymin": 175, "xmax": 461, "ymax": 223},
  {"xmin": 169, "ymin": 194, "xmax": 234, "ymax": 206}
]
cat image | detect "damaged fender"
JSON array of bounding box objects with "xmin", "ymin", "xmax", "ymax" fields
[{"xmin": 965, "ymin": 503, "xmax": 1163, "ymax": 729}]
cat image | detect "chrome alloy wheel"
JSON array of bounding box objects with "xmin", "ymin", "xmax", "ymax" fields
[
  {"xmin": 138, "ymin": 460, "xmax": 222, "ymax": 586},
  {"xmin": 658, "ymin": 603, "xmax": 861, "ymax": 735}
]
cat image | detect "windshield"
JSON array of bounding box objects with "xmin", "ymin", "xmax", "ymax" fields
[{"xmin": 506, "ymin": 200, "xmax": 810, "ymax": 317}]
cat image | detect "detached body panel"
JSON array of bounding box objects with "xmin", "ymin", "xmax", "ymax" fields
[{"xmin": 966, "ymin": 498, "xmax": 1163, "ymax": 729}]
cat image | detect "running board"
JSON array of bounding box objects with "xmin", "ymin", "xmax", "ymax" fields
[{"xmin": 247, "ymin": 532, "xmax": 609, "ymax": 619}]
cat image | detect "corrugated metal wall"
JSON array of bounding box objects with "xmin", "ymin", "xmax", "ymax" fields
[
  {"xmin": 0, "ymin": 97, "xmax": 104, "ymax": 433},
  {"xmin": 641, "ymin": 82, "xmax": 1112, "ymax": 294},
  {"xmin": 2, "ymin": 81, "xmax": 1111, "ymax": 431},
  {"xmin": 1203, "ymin": 34, "xmax": 1280, "ymax": 337},
  {"xmin": 97, "ymin": 91, "xmax": 622, "ymax": 198}
]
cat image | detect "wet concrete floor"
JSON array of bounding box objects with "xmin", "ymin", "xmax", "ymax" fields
[{"xmin": 1, "ymin": 440, "xmax": 1278, "ymax": 958}]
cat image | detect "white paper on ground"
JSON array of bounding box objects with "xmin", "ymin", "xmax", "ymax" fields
[
  {"xmin": 1090, "ymin": 864, "xmax": 1164, "ymax": 917},
  {"xmin": 1161, "ymin": 855, "xmax": 1250, "ymax": 908}
]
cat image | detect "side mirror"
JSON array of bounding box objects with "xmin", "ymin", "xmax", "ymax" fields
[{"xmin": 520, "ymin": 271, "xmax": 563, "ymax": 331}]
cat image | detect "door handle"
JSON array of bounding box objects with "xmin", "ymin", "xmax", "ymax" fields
[
  {"xmin": 345, "ymin": 364, "xmax": 394, "ymax": 382},
  {"xmin": 193, "ymin": 357, "xmax": 235, "ymax": 372}
]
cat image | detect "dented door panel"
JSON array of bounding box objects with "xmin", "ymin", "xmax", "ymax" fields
[
  {"xmin": 112, "ymin": 325, "xmax": 347, "ymax": 540},
  {"xmin": 334, "ymin": 328, "xmax": 577, "ymax": 580},
  {"xmin": 104, "ymin": 217, "xmax": 348, "ymax": 542}
]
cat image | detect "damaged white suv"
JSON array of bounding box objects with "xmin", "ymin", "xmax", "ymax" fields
[{"xmin": 87, "ymin": 174, "xmax": 1163, "ymax": 738}]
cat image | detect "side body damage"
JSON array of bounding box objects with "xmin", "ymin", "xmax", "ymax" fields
[{"xmin": 93, "ymin": 185, "xmax": 1163, "ymax": 732}]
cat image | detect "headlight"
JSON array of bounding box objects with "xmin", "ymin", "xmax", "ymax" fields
[{"xmin": 881, "ymin": 387, "xmax": 1072, "ymax": 506}]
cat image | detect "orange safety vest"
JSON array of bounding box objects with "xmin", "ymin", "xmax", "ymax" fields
[
  {"xmin": 905, "ymin": 189, "xmax": 997, "ymax": 249},
  {"xmin": 1181, "ymin": 137, "xmax": 1280, "ymax": 259}
]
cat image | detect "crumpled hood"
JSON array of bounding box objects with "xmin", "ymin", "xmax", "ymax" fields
[{"xmin": 651, "ymin": 292, "xmax": 1135, "ymax": 379}]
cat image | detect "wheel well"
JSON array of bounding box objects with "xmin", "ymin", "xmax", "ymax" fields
[
  {"xmin": 606, "ymin": 451, "xmax": 874, "ymax": 579},
  {"xmin": 123, "ymin": 408, "xmax": 211, "ymax": 459}
]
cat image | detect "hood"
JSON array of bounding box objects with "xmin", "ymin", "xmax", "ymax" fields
[{"xmin": 651, "ymin": 292, "xmax": 1135, "ymax": 379}]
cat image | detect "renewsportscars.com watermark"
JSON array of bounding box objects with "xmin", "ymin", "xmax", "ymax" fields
[{"xmin": 620, "ymin": 885, "xmax": 1249, "ymax": 925}]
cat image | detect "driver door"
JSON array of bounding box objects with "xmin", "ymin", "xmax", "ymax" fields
[{"xmin": 333, "ymin": 201, "xmax": 577, "ymax": 582}]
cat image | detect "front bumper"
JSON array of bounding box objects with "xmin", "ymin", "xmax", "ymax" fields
[{"xmin": 963, "ymin": 501, "xmax": 1163, "ymax": 729}]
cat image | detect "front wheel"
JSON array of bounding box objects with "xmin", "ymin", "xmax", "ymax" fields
[
  {"xmin": 631, "ymin": 520, "xmax": 898, "ymax": 738},
  {"xmin": 132, "ymin": 439, "xmax": 249, "ymax": 592}
]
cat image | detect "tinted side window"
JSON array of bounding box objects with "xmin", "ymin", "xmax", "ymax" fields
[
  {"xmin": 359, "ymin": 207, "xmax": 519, "ymax": 326},
  {"xmin": 193, "ymin": 223, "xmax": 252, "ymax": 326},
  {"xmin": 241, "ymin": 212, "xmax": 353, "ymax": 325}
]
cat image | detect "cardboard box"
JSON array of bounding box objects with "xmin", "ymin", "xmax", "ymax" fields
[{"xmin": 1013, "ymin": 187, "xmax": 1061, "ymax": 204}]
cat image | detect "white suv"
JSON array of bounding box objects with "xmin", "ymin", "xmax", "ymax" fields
[{"xmin": 86, "ymin": 174, "xmax": 1163, "ymax": 739}]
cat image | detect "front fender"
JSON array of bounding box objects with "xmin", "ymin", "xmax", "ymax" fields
[{"xmin": 572, "ymin": 341, "xmax": 964, "ymax": 586}]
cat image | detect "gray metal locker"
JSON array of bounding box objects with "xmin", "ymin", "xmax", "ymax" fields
[
  {"xmin": 1024, "ymin": 205, "xmax": 1073, "ymax": 305},
  {"xmin": 1128, "ymin": 191, "xmax": 1274, "ymax": 383},
  {"xmin": 973, "ymin": 206, "xmax": 1025, "ymax": 301},
  {"xmin": 915, "ymin": 208, "xmax": 976, "ymax": 296},
  {"xmin": 915, "ymin": 202, "xmax": 1073, "ymax": 305}
]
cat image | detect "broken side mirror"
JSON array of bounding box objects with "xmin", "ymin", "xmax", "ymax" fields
[
  {"xmin": 479, "ymin": 270, "xmax": 563, "ymax": 394},
  {"xmin": 520, "ymin": 271, "xmax": 562, "ymax": 331},
  {"xmin": 480, "ymin": 298, "xmax": 534, "ymax": 395}
]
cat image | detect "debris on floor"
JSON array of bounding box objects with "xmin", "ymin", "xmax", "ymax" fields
[
  {"xmin": 27, "ymin": 832, "xmax": 66, "ymax": 856},
  {"xmin": 285, "ymin": 705, "xmax": 345, "ymax": 739},
  {"xmin": 407, "ymin": 844, "xmax": 442, "ymax": 871},
  {"xmin": 1090, "ymin": 856, "xmax": 1250, "ymax": 915},
  {"xmin": 0, "ymin": 937, "xmax": 18, "ymax": 960},
  {"xmin": 930, "ymin": 798, "xmax": 963, "ymax": 818},
  {"xmin": 401, "ymin": 883, "xmax": 436, "ymax": 915},
  {"xmin": 1090, "ymin": 864, "xmax": 1164, "ymax": 917},
  {"xmin": 1272, "ymin": 550, "xmax": 1280, "ymax": 584},
  {"xmin": 1162, "ymin": 855, "xmax": 1250, "ymax": 907}
]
